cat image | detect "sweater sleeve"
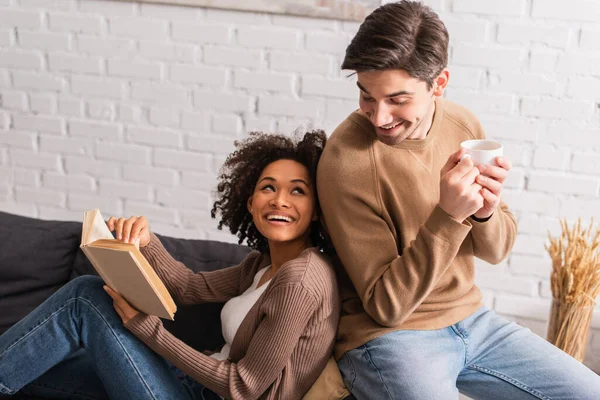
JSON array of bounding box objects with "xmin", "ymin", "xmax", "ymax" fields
[
  {"xmin": 124, "ymin": 284, "xmax": 317, "ymax": 400},
  {"xmin": 457, "ymin": 105, "xmax": 518, "ymax": 264},
  {"xmin": 317, "ymin": 137, "xmax": 472, "ymax": 328},
  {"xmin": 468, "ymin": 202, "xmax": 517, "ymax": 264},
  {"xmin": 140, "ymin": 233, "xmax": 256, "ymax": 304}
]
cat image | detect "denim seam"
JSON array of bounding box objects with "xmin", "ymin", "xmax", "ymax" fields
[
  {"xmin": 80, "ymin": 297, "xmax": 160, "ymax": 400},
  {"xmin": 343, "ymin": 353, "xmax": 357, "ymax": 391},
  {"xmin": 362, "ymin": 345, "xmax": 394, "ymax": 400},
  {"xmin": 467, "ymin": 364, "xmax": 551, "ymax": 400},
  {"xmin": 450, "ymin": 325, "xmax": 469, "ymax": 366},
  {"xmin": 0, "ymin": 302, "xmax": 76, "ymax": 357},
  {"xmin": 0, "ymin": 381, "xmax": 16, "ymax": 395},
  {"xmin": 1, "ymin": 296, "xmax": 158, "ymax": 400}
]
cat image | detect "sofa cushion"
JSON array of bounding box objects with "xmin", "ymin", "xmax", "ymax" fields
[{"xmin": 0, "ymin": 212, "xmax": 81, "ymax": 335}]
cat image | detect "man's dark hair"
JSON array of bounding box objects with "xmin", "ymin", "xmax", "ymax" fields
[
  {"xmin": 342, "ymin": 0, "xmax": 449, "ymax": 89},
  {"xmin": 211, "ymin": 130, "xmax": 328, "ymax": 253}
]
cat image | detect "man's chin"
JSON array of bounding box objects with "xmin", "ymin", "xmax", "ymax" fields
[{"xmin": 377, "ymin": 131, "xmax": 406, "ymax": 146}]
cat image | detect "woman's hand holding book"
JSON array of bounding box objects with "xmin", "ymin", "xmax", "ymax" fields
[{"xmin": 107, "ymin": 215, "xmax": 151, "ymax": 248}]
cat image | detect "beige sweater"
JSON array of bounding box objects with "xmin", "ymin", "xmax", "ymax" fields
[
  {"xmin": 317, "ymin": 98, "xmax": 517, "ymax": 360},
  {"xmin": 125, "ymin": 234, "xmax": 340, "ymax": 400}
]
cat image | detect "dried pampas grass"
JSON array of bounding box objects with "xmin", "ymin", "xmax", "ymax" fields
[{"xmin": 546, "ymin": 218, "xmax": 600, "ymax": 362}]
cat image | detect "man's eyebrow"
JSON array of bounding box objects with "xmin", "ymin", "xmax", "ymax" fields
[{"xmin": 356, "ymin": 81, "xmax": 415, "ymax": 97}]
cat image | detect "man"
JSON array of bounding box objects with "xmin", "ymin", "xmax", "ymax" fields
[{"xmin": 317, "ymin": 1, "xmax": 600, "ymax": 398}]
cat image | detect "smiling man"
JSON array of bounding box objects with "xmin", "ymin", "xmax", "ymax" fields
[{"xmin": 317, "ymin": 1, "xmax": 600, "ymax": 399}]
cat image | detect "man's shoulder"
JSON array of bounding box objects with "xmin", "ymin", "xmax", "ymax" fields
[
  {"xmin": 439, "ymin": 98, "xmax": 484, "ymax": 139},
  {"xmin": 326, "ymin": 112, "xmax": 373, "ymax": 150},
  {"xmin": 320, "ymin": 112, "xmax": 374, "ymax": 171}
]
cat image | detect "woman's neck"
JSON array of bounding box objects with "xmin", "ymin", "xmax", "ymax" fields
[{"xmin": 267, "ymin": 236, "xmax": 312, "ymax": 273}]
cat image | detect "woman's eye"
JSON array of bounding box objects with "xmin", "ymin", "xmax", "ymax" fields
[
  {"xmin": 292, "ymin": 187, "xmax": 305, "ymax": 195},
  {"xmin": 261, "ymin": 184, "xmax": 275, "ymax": 192}
]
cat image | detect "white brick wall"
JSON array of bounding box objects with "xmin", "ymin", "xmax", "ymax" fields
[{"xmin": 0, "ymin": 0, "xmax": 599, "ymax": 374}]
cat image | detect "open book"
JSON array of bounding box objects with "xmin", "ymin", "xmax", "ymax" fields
[{"xmin": 80, "ymin": 209, "xmax": 176, "ymax": 320}]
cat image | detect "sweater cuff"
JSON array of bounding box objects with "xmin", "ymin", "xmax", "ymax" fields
[
  {"xmin": 469, "ymin": 208, "xmax": 501, "ymax": 238},
  {"xmin": 140, "ymin": 232, "xmax": 164, "ymax": 260},
  {"xmin": 424, "ymin": 205, "xmax": 472, "ymax": 245},
  {"xmin": 471, "ymin": 213, "xmax": 493, "ymax": 223}
]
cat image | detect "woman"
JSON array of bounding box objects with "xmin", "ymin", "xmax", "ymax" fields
[{"xmin": 0, "ymin": 130, "xmax": 340, "ymax": 400}]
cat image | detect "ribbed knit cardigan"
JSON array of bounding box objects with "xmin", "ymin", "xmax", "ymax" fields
[{"xmin": 124, "ymin": 233, "xmax": 340, "ymax": 400}]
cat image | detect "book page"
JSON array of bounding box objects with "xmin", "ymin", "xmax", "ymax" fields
[{"xmin": 82, "ymin": 209, "xmax": 114, "ymax": 245}]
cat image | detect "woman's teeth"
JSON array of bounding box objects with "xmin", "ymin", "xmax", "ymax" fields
[{"xmin": 267, "ymin": 215, "xmax": 292, "ymax": 222}]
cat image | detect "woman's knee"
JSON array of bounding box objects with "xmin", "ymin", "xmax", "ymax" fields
[{"xmin": 61, "ymin": 276, "xmax": 107, "ymax": 302}]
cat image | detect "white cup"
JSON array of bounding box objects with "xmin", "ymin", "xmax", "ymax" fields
[{"xmin": 460, "ymin": 139, "xmax": 503, "ymax": 166}]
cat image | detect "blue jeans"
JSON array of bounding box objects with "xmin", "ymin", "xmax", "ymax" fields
[
  {"xmin": 338, "ymin": 306, "xmax": 600, "ymax": 399},
  {"xmin": 0, "ymin": 276, "xmax": 219, "ymax": 400}
]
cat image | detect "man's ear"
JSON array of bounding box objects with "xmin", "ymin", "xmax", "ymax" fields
[
  {"xmin": 247, "ymin": 196, "xmax": 253, "ymax": 214},
  {"xmin": 433, "ymin": 68, "xmax": 449, "ymax": 97}
]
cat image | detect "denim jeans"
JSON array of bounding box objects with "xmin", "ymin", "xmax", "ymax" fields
[
  {"xmin": 338, "ymin": 306, "xmax": 600, "ymax": 399},
  {"xmin": 0, "ymin": 276, "xmax": 220, "ymax": 400}
]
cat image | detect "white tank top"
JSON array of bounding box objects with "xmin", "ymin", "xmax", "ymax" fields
[{"xmin": 211, "ymin": 266, "xmax": 271, "ymax": 361}]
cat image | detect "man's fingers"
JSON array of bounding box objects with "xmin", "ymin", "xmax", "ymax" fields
[
  {"xmin": 478, "ymin": 164, "xmax": 508, "ymax": 183},
  {"xmin": 481, "ymin": 187, "xmax": 500, "ymax": 209},
  {"xmin": 441, "ymin": 148, "xmax": 467, "ymax": 176},
  {"xmin": 476, "ymin": 174, "xmax": 502, "ymax": 195},
  {"xmin": 495, "ymin": 156, "xmax": 512, "ymax": 171},
  {"xmin": 462, "ymin": 164, "xmax": 480, "ymax": 184}
]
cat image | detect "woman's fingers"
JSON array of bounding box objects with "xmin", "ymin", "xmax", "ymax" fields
[
  {"xmin": 129, "ymin": 217, "xmax": 147, "ymax": 244},
  {"xmin": 104, "ymin": 286, "xmax": 139, "ymax": 324},
  {"xmin": 107, "ymin": 216, "xmax": 117, "ymax": 231},
  {"xmin": 122, "ymin": 216, "xmax": 139, "ymax": 243},
  {"xmin": 106, "ymin": 215, "xmax": 150, "ymax": 246}
]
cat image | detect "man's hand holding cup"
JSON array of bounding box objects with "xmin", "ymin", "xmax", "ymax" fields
[
  {"xmin": 439, "ymin": 149, "xmax": 484, "ymax": 223},
  {"xmin": 460, "ymin": 140, "xmax": 511, "ymax": 220}
]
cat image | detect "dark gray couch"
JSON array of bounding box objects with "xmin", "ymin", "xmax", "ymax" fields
[{"xmin": 0, "ymin": 210, "xmax": 251, "ymax": 398}]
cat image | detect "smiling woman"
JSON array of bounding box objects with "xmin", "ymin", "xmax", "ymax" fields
[
  {"xmin": 212, "ymin": 130, "xmax": 328, "ymax": 254},
  {"xmin": 0, "ymin": 130, "xmax": 340, "ymax": 400}
]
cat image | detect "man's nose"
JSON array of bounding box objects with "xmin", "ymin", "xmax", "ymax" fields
[{"xmin": 373, "ymin": 102, "xmax": 394, "ymax": 127}]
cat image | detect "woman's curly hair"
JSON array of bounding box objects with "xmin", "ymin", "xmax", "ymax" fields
[{"xmin": 211, "ymin": 130, "xmax": 328, "ymax": 253}]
